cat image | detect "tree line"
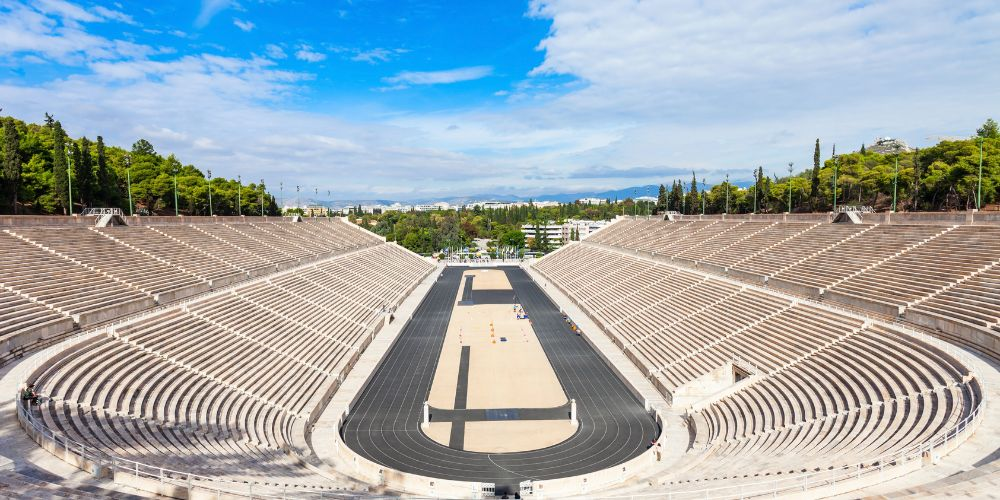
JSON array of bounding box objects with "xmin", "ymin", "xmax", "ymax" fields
[
  {"xmin": 0, "ymin": 114, "xmax": 280, "ymax": 216},
  {"xmin": 656, "ymin": 119, "xmax": 999, "ymax": 215},
  {"xmin": 351, "ymin": 201, "xmax": 636, "ymax": 255}
]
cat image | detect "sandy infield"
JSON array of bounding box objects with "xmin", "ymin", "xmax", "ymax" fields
[{"xmin": 424, "ymin": 269, "xmax": 575, "ymax": 452}]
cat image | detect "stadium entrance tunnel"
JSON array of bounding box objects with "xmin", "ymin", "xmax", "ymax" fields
[{"xmin": 339, "ymin": 266, "xmax": 660, "ymax": 494}]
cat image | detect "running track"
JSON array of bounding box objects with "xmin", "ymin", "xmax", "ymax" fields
[{"xmin": 340, "ymin": 267, "xmax": 659, "ymax": 492}]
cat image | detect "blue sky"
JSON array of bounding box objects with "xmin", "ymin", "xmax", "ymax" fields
[{"xmin": 1, "ymin": 0, "xmax": 999, "ymax": 201}]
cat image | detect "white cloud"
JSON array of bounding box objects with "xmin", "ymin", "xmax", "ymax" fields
[
  {"xmin": 351, "ymin": 48, "xmax": 393, "ymax": 64},
  {"xmin": 383, "ymin": 65, "xmax": 492, "ymax": 87},
  {"xmin": 0, "ymin": 1, "xmax": 155, "ymax": 64},
  {"xmin": 34, "ymin": 0, "xmax": 100, "ymax": 23},
  {"xmin": 264, "ymin": 44, "xmax": 286, "ymax": 59},
  {"xmin": 92, "ymin": 5, "xmax": 136, "ymax": 25},
  {"xmin": 232, "ymin": 18, "xmax": 255, "ymax": 32},
  {"xmin": 195, "ymin": 0, "xmax": 231, "ymax": 28},
  {"xmin": 3, "ymin": 0, "xmax": 1000, "ymax": 200},
  {"xmin": 294, "ymin": 44, "xmax": 326, "ymax": 62}
]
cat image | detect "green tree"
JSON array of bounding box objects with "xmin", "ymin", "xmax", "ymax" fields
[
  {"xmin": 977, "ymin": 118, "xmax": 999, "ymax": 139},
  {"xmin": 670, "ymin": 180, "xmax": 683, "ymax": 212},
  {"xmin": 2, "ymin": 118, "xmax": 22, "ymax": 213},
  {"xmin": 50, "ymin": 119, "xmax": 69, "ymax": 214},
  {"xmin": 688, "ymin": 171, "xmax": 699, "ymax": 214},
  {"xmin": 810, "ymin": 138, "xmax": 821, "ymax": 207},
  {"xmin": 656, "ymin": 183, "xmax": 667, "ymax": 213},
  {"xmin": 499, "ymin": 229, "xmax": 525, "ymax": 249},
  {"xmin": 94, "ymin": 136, "xmax": 119, "ymax": 207},
  {"xmin": 70, "ymin": 142, "xmax": 81, "ymax": 210},
  {"xmin": 76, "ymin": 137, "xmax": 95, "ymax": 207}
]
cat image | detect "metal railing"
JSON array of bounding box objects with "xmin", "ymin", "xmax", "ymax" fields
[
  {"xmin": 80, "ymin": 207, "xmax": 124, "ymax": 216},
  {"xmin": 15, "ymin": 400, "xmax": 360, "ymax": 499}
]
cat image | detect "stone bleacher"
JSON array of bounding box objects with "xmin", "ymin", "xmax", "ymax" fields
[
  {"xmin": 25, "ymin": 238, "xmax": 433, "ymax": 493},
  {"xmin": 584, "ymin": 218, "xmax": 1000, "ymax": 348},
  {"xmin": 0, "ymin": 218, "xmax": 382, "ymax": 363},
  {"xmin": 533, "ymin": 233, "xmax": 982, "ymax": 487}
]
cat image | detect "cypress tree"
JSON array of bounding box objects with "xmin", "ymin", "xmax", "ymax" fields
[
  {"xmin": 95, "ymin": 136, "xmax": 117, "ymax": 207},
  {"xmin": 71, "ymin": 142, "xmax": 81, "ymax": 209},
  {"xmin": 656, "ymin": 183, "xmax": 667, "ymax": 213},
  {"xmin": 670, "ymin": 180, "xmax": 683, "ymax": 212},
  {"xmin": 810, "ymin": 138, "xmax": 821, "ymax": 207},
  {"xmin": 911, "ymin": 147, "xmax": 921, "ymax": 210},
  {"xmin": 77, "ymin": 137, "xmax": 95, "ymax": 207},
  {"xmin": 756, "ymin": 166, "xmax": 765, "ymax": 212},
  {"xmin": 3, "ymin": 118, "xmax": 22, "ymax": 214},
  {"xmin": 51, "ymin": 120, "xmax": 69, "ymax": 214},
  {"xmin": 689, "ymin": 171, "xmax": 698, "ymax": 214}
]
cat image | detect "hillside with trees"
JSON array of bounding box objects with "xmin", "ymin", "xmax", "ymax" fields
[
  {"xmin": 659, "ymin": 119, "xmax": 999, "ymax": 215},
  {"xmin": 0, "ymin": 114, "xmax": 279, "ymax": 216}
]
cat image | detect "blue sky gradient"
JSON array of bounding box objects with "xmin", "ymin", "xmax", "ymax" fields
[{"xmin": 1, "ymin": 0, "xmax": 998, "ymax": 200}]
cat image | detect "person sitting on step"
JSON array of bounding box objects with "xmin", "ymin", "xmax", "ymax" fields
[{"xmin": 21, "ymin": 383, "xmax": 40, "ymax": 406}]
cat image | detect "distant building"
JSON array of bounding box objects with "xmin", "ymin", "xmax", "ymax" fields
[
  {"xmin": 866, "ymin": 137, "xmax": 913, "ymax": 154},
  {"xmin": 521, "ymin": 219, "xmax": 611, "ymax": 249},
  {"xmin": 521, "ymin": 222, "xmax": 564, "ymax": 248},
  {"xmin": 577, "ymin": 197, "xmax": 606, "ymax": 205},
  {"xmin": 533, "ymin": 200, "xmax": 560, "ymax": 208},
  {"xmin": 563, "ymin": 219, "xmax": 611, "ymax": 241},
  {"xmin": 413, "ymin": 202, "xmax": 451, "ymax": 212},
  {"xmin": 304, "ymin": 205, "xmax": 328, "ymax": 217}
]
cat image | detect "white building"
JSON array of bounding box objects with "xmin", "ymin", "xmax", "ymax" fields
[
  {"xmin": 521, "ymin": 219, "xmax": 611, "ymax": 249},
  {"xmin": 413, "ymin": 202, "xmax": 451, "ymax": 212},
  {"xmin": 577, "ymin": 197, "xmax": 606, "ymax": 205},
  {"xmin": 521, "ymin": 222, "xmax": 564, "ymax": 247},
  {"xmin": 563, "ymin": 219, "xmax": 612, "ymax": 241}
]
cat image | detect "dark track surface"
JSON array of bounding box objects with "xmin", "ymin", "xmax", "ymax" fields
[{"xmin": 340, "ymin": 267, "xmax": 658, "ymax": 491}]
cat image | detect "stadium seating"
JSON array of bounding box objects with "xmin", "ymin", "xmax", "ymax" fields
[
  {"xmin": 0, "ymin": 219, "xmax": 381, "ymax": 362},
  {"xmin": 584, "ymin": 218, "xmax": 1000, "ymax": 331},
  {"xmin": 534, "ymin": 236, "xmax": 981, "ymax": 483},
  {"xmin": 27, "ymin": 241, "xmax": 433, "ymax": 490}
]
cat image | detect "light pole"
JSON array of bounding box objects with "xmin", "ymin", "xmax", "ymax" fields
[
  {"xmin": 237, "ymin": 175, "xmax": 242, "ymax": 216},
  {"xmin": 260, "ymin": 179, "xmax": 265, "ymax": 216},
  {"xmin": 173, "ymin": 167, "xmax": 179, "ymax": 216},
  {"xmin": 787, "ymin": 162, "xmax": 793, "ymax": 213},
  {"xmin": 977, "ymin": 136, "xmax": 984, "ymax": 210},
  {"xmin": 124, "ymin": 154, "xmax": 132, "ymax": 216},
  {"xmin": 206, "ymin": 169, "xmax": 213, "ymax": 216},
  {"xmin": 892, "ymin": 154, "xmax": 899, "ymax": 213},
  {"xmin": 66, "ymin": 145, "xmax": 74, "ymax": 215}
]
